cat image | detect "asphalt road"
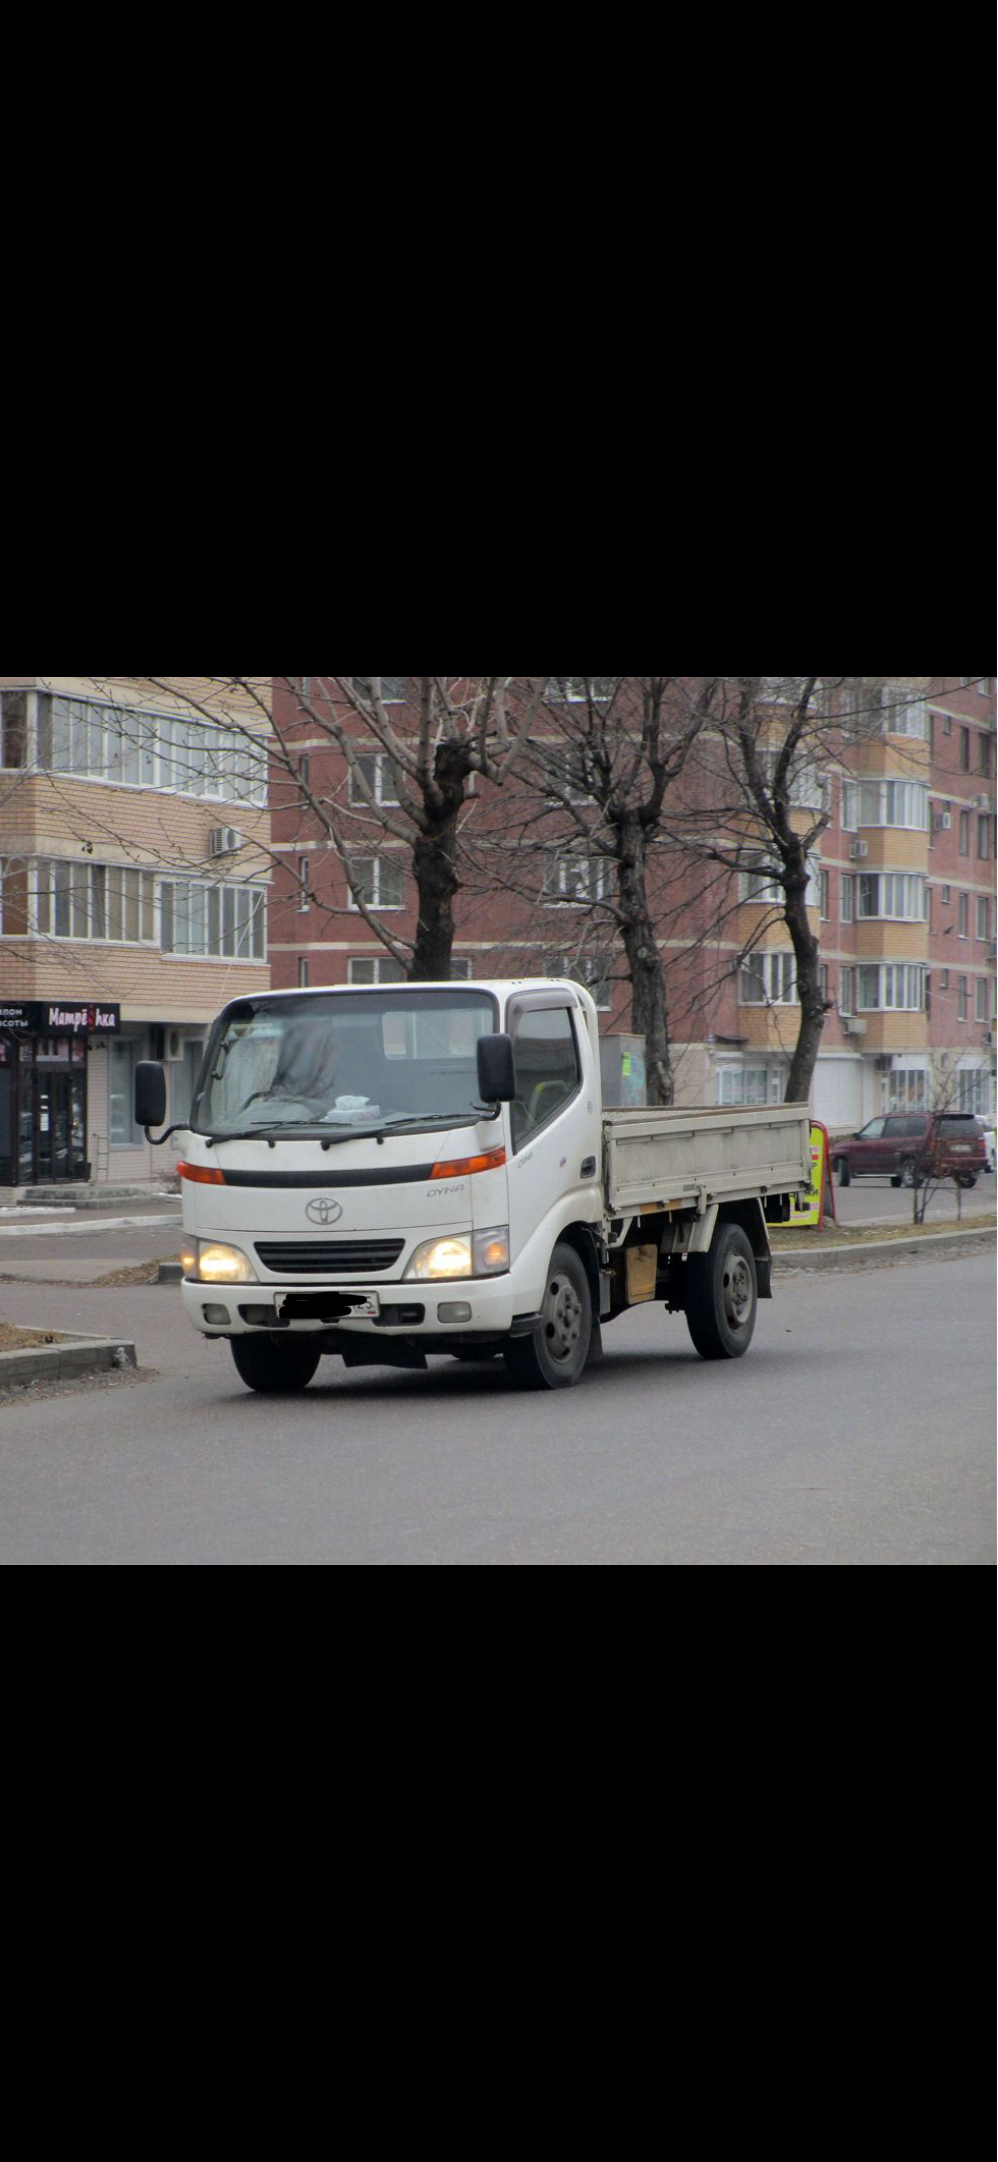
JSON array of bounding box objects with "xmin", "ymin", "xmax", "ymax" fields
[{"xmin": 0, "ymin": 1230, "xmax": 993, "ymax": 1565}]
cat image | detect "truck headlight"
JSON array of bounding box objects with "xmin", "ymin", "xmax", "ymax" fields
[
  {"xmin": 405, "ymin": 1235, "xmax": 472, "ymax": 1281},
  {"xmin": 403, "ymin": 1227, "xmax": 510, "ymax": 1281},
  {"xmin": 192, "ymin": 1240, "xmax": 258, "ymax": 1284}
]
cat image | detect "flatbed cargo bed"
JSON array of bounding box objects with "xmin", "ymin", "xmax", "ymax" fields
[{"xmin": 603, "ymin": 1101, "xmax": 812, "ymax": 1216}]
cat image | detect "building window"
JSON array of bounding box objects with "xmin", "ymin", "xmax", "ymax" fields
[
  {"xmin": 160, "ymin": 880, "xmax": 266, "ymax": 959},
  {"xmin": 35, "ymin": 693, "xmax": 267, "ymax": 806},
  {"xmin": 881, "ymin": 687, "xmax": 929, "ymax": 739},
  {"xmin": 298, "ymin": 857, "xmax": 310, "ymax": 910},
  {"xmin": 297, "ymin": 958, "xmax": 309, "ymax": 989},
  {"xmin": 542, "ymin": 848, "xmax": 610, "ymax": 904},
  {"xmin": 958, "ymin": 893, "xmax": 969, "ymax": 937},
  {"xmin": 841, "ymin": 781, "xmax": 928, "ymax": 830},
  {"xmin": 717, "ymin": 1065, "xmax": 769, "ymax": 1106},
  {"xmin": 0, "ymin": 689, "xmax": 27, "ymax": 768},
  {"xmin": 740, "ymin": 859, "xmax": 782, "ymax": 906},
  {"xmin": 348, "ymin": 955, "xmax": 406, "ymax": 985},
  {"xmin": 857, "ymin": 965, "xmax": 925, "ymax": 1012},
  {"xmin": 32, "ymin": 861, "xmax": 158, "ymax": 945},
  {"xmin": 980, "ymin": 732, "xmax": 991, "ymax": 774},
  {"xmin": 549, "ymin": 678, "xmax": 616, "ymax": 704},
  {"xmin": 841, "ymin": 875, "xmax": 854, "ymax": 923},
  {"xmin": 976, "ymin": 978, "xmax": 989, "ymax": 1021},
  {"xmin": 941, "ymin": 884, "xmax": 951, "ymax": 904},
  {"xmin": 819, "ymin": 870, "xmax": 829, "ymax": 920},
  {"xmin": 978, "ymin": 815, "xmax": 990, "ymax": 859},
  {"xmin": 957, "ymin": 976, "xmax": 968, "ymax": 1021},
  {"xmin": 959, "ymin": 729, "xmax": 970, "ymax": 772},
  {"xmin": 839, "ymin": 968, "xmax": 854, "ymax": 1016},
  {"xmin": 977, "ymin": 896, "xmax": 990, "ymax": 939},
  {"xmin": 738, "ymin": 951, "xmax": 797, "ymax": 1005},
  {"xmin": 348, "ymin": 753, "xmax": 401, "ymax": 807},
  {"xmin": 959, "ymin": 810, "xmax": 970, "ymax": 855},
  {"xmin": 957, "ymin": 1067, "xmax": 990, "ymax": 1114},
  {"xmin": 298, "ymin": 754, "xmax": 310, "ymax": 788},
  {"xmin": 348, "ymin": 856, "xmax": 405, "ymax": 910},
  {"xmin": 352, "ymin": 677, "xmax": 406, "ymax": 703}
]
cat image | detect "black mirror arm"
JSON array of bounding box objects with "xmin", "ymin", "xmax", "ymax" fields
[{"xmin": 143, "ymin": 1121, "xmax": 189, "ymax": 1146}]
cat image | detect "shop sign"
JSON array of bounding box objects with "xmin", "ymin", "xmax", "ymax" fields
[{"xmin": 0, "ymin": 1000, "xmax": 120, "ymax": 1035}]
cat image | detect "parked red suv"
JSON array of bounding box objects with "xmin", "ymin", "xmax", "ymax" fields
[{"xmin": 831, "ymin": 1112, "xmax": 987, "ymax": 1188}]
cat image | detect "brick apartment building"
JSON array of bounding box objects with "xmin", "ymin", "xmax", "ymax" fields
[
  {"xmin": 0, "ymin": 677, "xmax": 270, "ymax": 1188},
  {"xmin": 266, "ymin": 675, "xmax": 996, "ymax": 1133}
]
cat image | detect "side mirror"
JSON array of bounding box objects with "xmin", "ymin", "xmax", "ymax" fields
[
  {"xmin": 135, "ymin": 1059, "xmax": 167, "ymax": 1130},
  {"xmin": 477, "ymin": 1032, "xmax": 516, "ymax": 1103}
]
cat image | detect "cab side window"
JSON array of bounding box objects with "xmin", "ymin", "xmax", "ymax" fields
[{"xmin": 510, "ymin": 1008, "xmax": 581, "ymax": 1150}]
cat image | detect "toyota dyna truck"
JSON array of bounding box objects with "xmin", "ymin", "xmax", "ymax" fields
[{"xmin": 135, "ymin": 979, "xmax": 813, "ymax": 1394}]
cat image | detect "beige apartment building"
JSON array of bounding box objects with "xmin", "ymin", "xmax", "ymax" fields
[{"xmin": 0, "ymin": 676, "xmax": 270, "ymax": 1189}]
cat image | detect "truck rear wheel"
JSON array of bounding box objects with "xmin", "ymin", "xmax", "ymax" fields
[
  {"xmin": 230, "ymin": 1334, "xmax": 321, "ymax": 1393},
  {"xmin": 503, "ymin": 1241, "xmax": 592, "ymax": 1389},
  {"xmin": 685, "ymin": 1224, "xmax": 757, "ymax": 1360}
]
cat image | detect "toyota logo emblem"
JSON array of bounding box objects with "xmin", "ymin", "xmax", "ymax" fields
[{"xmin": 305, "ymin": 1197, "xmax": 343, "ymax": 1225}]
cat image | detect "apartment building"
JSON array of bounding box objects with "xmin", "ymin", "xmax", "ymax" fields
[
  {"xmin": 268, "ymin": 676, "xmax": 996, "ymax": 1129},
  {"xmin": 0, "ymin": 677, "xmax": 270, "ymax": 1188}
]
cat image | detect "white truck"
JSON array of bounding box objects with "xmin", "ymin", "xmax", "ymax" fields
[{"xmin": 136, "ymin": 979, "xmax": 812, "ymax": 1394}]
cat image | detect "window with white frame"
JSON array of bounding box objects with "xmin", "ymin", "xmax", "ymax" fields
[
  {"xmin": 349, "ymin": 752, "xmax": 401, "ymax": 806},
  {"xmin": 856, "ymin": 965, "xmax": 925, "ymax": 1012},
  {"xmin": 32, "ymin": 860, "xmax": 158, "ymax": 944},
  {"xmin": 839, "ymin": 967, "xmax": 854, "ymax": 1015},
  {"xmin": 976, "ymin": 896, "xmax": 990, "ymax": 939},
  {"xmin": 857, "ymin": 873, "xmax": 928, "ymax": 920},
  {"xmin": 957, "ymin": 1067, "xmax": 990, "ymax": 1113},
  {"xmin": 740, "ymin": 859, "xmax": 782, "ymax": 905},
  {"xmin": 717, "ymin": 1064, "xmax": 770, "ymax": 1106},
  {"xmin": 958, "ymin": 892, "xmax": 968, "ymax": 937},
  {"xmin": 35, "ymin": 693, "xmax": 267, "ymax": 805},
  {"xmin": 738, "ymin": 951, "xmax": 797, "ymax": 1004},
  {"xmin": 352, "ymin": 677, "xmax": 406, "ymax": 702},
  {"xmin": 975, "ymin": 977, "xmax": 989, "ymax": 1020},
  {"xmin": 542, "ymin": 848, "xmax": 610, "ymax": 904},
  {"xmin": 878, "ymin": 686, "xmax": 929, "ymax": 739},
  {"xmin": 887, "ymin": 1067, "xmax": 928, "ymax": 1110},
  {"xmin": 349, "ymin": 856, "xmax": 405, "ymax": 910},
  {"xmin": 160, "ymin": 880, "xmax": 266, "ymax": 959},
  {"xmin": 549, "ymin": 678, "xmax": 617, "ymax": 703},
  {"xmin": 0, "ymin": 689, "xmax": 27, "ymax": 768},
  {"xmin": 449, "ymin": 957, "xmax": 474, "ymax": 980},
  {"xmin": 820, "ymin": 870, "xmax": 829, "ymax": 919},
  {"xmin": 841, "ymin": 874, "xmax": 854, "ymax": 923},
  {"xmin": 543, "ymin": 747, "xmax": 595, "ymax": 803},
  {"xmin": 348, "ymin": 954, "xmax": 406, "ymax": 985},
  {"xmin": 841, "ymin": 780, "xmax": 929, "ymax": 830}
]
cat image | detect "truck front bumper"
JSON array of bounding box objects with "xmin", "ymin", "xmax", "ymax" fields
[{"xmin": 181, "ymin": 1273, "xmax": 526, "ymax": 1340}]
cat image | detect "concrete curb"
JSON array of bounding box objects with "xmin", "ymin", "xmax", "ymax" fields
[
  {"xmin": 0, "ymin": 1333, "xmax": 139, "ymax": 1393},
  {"xmin": 772, "ymin": 1224, "xmax": 996, "ymax": 1270}
]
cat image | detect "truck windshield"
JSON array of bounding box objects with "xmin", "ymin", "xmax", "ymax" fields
[{"xmin": 196, "ymin": 990, "xmax": 498, "ymax": 1136}]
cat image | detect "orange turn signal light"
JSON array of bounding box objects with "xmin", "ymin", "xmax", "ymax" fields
[
  {"xmin": 430, "ymin": 1146, "xmax": 506, "ymax": 1181},
  {"xmin": 178, "ymin": 1161, "xmax": 227, "ymax": 1184}
]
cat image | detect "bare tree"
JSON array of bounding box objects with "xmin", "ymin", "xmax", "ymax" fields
[
  {"xmin": 675, "ymin": 676, "xmax": 948, "ymax": 1104},
  {"xmin": 464, "ymin": 677, "xmax": 722, "ymax": 1101}
]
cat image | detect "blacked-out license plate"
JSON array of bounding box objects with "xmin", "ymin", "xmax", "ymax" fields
[{"xmin": 273, "ymin": 1290, "xmax": 380, "ymax": 1322}]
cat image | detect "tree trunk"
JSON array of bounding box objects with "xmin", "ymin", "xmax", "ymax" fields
[
  {"xmin": 783, "ymin": 859, "xmax": 826, "ymax": 1105},
  {"xmin": 409, "ymin": 742, "xmax": 470, "ymax": 980},
  {"xmin": 617, "ymin": 818, "xmax": 674, "ymax": 1104}
]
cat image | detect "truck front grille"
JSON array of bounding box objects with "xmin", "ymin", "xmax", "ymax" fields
[{"xmin": 254, "ymin": 1238, "xmax": 405, "ymax": 1276}]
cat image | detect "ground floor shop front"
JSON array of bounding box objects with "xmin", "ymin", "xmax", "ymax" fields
[{"xmin": 0, "ymin": 997, "xmax": 207, "ymax": 1190}]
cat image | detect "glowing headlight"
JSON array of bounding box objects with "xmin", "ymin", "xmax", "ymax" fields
[
  {"xmin": 404, "ymin": 1227, "xmax": 510, "ymax": 1281},
  {"xmin": 193, "ymin": 1241, "xmax": 258, "ymax": 1284},
  {"xmin": 405, "ymin": 1236, "xmax": 472, "ymax": 1281}
]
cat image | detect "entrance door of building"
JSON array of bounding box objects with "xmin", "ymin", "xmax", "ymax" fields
[{"xmin": 32, "ymin": 1069, "xmax": 88, "ymax": 1182}]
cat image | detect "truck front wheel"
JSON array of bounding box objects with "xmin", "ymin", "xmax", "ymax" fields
[
  {"xmin": 503, "ymin": 1242, "xmax": 592, "ymax": 1389},
  {"xmin": 230, "ymin": 1334, "xmax": 322, "ymax": 1393},
  {"xmin": 684, "ymin": 1224, "xmax": 757, "ymax": 1360}
]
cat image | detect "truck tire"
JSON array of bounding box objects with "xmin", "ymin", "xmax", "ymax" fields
[
  {"xmin": 230, "ymin": 1334, "xmax": 321, "ymax": 1393},
  {"xmin": 503, "ymin": 1241, "xmax": 592, "ymax": 1389},
  {"xmin": 899, "ymin": 1158, "xmax": 919, "ymax": 1188},
  {"xmin": 834, "ymin": 1156, "xmax": 850, "ymax": 1186},
  {"xmin": 684, "ymin": 1224, "xmax": 757, "ymax": 1360}
]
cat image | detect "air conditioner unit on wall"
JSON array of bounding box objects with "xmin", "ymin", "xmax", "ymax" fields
[
  {"xmin": 841, "ymin": 1016, "xmax": 867, "ymax": 1036},
  {"xmin": 849, "ymin": 840, "xmax": 868, "ymax": 859},
  {"xmin": 208, "ymin": 826, "xmax": 242, "ymax": 857},
  {"xmin": 937, "ymin": 811, "xmax": 952, "ymax": 830}
]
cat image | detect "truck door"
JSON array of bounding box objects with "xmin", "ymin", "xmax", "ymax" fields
[{"xmin": 504, "ymin": 993, "xmax": 600, "ymax": 1267}]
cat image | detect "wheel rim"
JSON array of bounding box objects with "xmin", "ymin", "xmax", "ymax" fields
[
  {"xmin": 722, "ymin": 1254, "xmax": 753, "ymax": 1331},
  {"xmin": 542, "ymin": 1271, "xmax": 584, "ymax": 1362},
  {"xmin": 901, "ymin": 1161, "xmax": 914, "ymax": 1186}
]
